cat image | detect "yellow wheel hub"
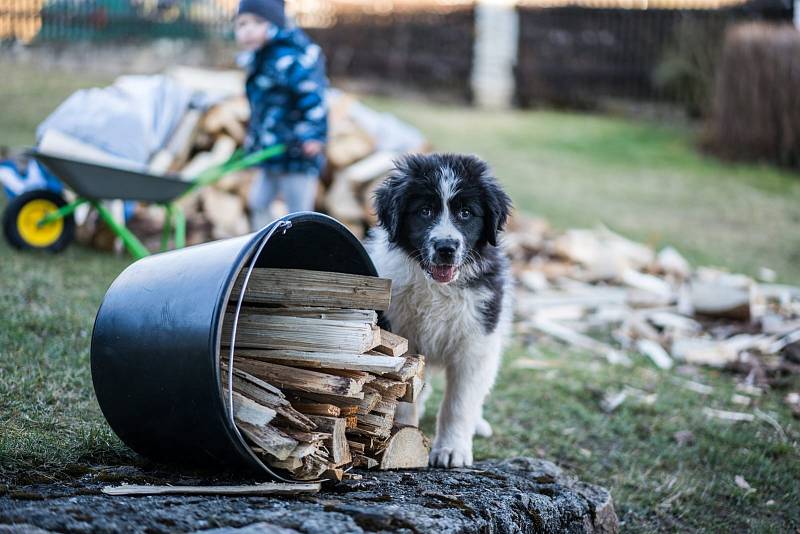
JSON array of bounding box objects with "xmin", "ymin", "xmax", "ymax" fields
[{"xmin": 17, "ymin": 199, "xmax": 64, "ymax": 248}]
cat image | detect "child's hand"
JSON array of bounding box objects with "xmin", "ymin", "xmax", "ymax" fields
[{"xmin": 302, "ymin": 141, "xmax": 324, "ymax": 156}]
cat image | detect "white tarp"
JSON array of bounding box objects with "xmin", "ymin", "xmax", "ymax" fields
[{"xmin": 36, "ymin": 75, "xmax": 193, "ymax": 166}]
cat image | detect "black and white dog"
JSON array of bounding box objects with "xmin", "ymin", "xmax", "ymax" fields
[{"xmin": 366, "ymin": 153, "xmax": 513, "ymax": 468}]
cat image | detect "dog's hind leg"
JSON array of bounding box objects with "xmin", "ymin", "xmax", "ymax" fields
[{"xmin": 475, "ymin": 413, "xmax": 493, "ymax": 438}]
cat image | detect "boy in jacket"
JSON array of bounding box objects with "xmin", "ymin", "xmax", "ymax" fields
[{"xmin": 235, "ymin": 0, "xmax": 327, "ymax": 229}]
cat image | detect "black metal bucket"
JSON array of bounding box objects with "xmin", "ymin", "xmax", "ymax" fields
[{"xmin": 91, "ymin": 212, "xmax": 377, "ymax": 475}]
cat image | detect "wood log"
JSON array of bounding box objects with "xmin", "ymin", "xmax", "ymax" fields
[
  {"xmin": 230, "ymin": 268, "xmax": 392, "ymax": 311},
  {"xmin": 233, "ymin": 359, "xmax": 365, "ymax": 398},
  {"xmin": 102, "ymin": 482, "xmax": 320, "ymax": 496},
  {"xmin": 293, "ymin": 402, "xmax": 341, "ymax": 417},
  {"xmin": 232, "ymin": 390, "xmax": 276, "ymax": 427},
  {"xmin": 400, "ymin": 376, "xmax": 424, "ymax": 403},
  {"xmin": 357, "ymin": 391, "xmax": 382, "ymax": 415},
  {"xmin": 385, "ymin": 355, "xmax": 423, "ymax": 381},
  {"xmin": 148, "ymin": 108, "xmax": 203, "ymax": 174},
  {"xmin": 224, "ymin": 314, "xmax": 378, "ymax": 354},
  {"xmin": 238, "ymin": 422, "xmax": 297, "ymax": 461},
  {"xmin": 293, "ymin": 391, "xmax": 364, "ymax": 406},
  {"xmin": 374, "ymin": 329, "xmax": 409, "ymax": 357},
  {"xmin": 308, "ymin": 416, "xmax": 351, "ymax": 467},
  {"xmin": 379, "ymin": 427, "xmax": 430, "ymax": 470},
  {"xmin": 225, "ymin": 366, "xmax": 315, "ymax": 431},
  {"xmin": 234, "ymin": 306, "xmax": 377, "ymax": 324},
  {"xmin": 180, "ymin": 135, "xmax": 237, "ymax": 180},
  {"xmin": 353, "ymin": 455, "xmax": 379, "ymax": 469},
  {"xmin": 235, "ymin": 348, "xmax": 405, "ymax": 374},
  {"xmin": 366, "ymin": 378, "xmax": 408, "ymax": 399}
]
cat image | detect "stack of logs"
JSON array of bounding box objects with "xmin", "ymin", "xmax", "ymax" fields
[
  {"xmin": 220, "ymin": 268, "xmax": 429, "ymax": 481},
  {"xmin": 125, "ymin": 84, "xmax": 426, "ymax": 250}
]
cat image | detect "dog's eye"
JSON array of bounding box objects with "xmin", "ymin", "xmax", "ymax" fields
[
  {"xmin": 458, "ymin": 208, "xmax": 471, "ymax": 219},
  {"xmin": 419, "ymin": 207, "xmax": 433, "ymax": 218}
]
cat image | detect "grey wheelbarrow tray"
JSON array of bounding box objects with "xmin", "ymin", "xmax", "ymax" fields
[{"xmin": 29, "ymin": 144, "xmax": 285, "ymax": 260}]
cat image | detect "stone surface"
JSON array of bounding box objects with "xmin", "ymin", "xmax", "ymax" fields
[{"xmin": 0, "ymin": 457, "xmax": 617, "ymax": 533}]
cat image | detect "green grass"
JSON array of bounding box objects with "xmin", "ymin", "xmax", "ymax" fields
[{"xmin": 1, "ymin": 62, "xmax": 799, "ymax": 532}]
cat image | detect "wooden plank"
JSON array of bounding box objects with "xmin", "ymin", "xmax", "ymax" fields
[
  {"xmin": 233, "ymin": 359, "xmax": 365, "ymax": 398},
  {"xmin": 224, "ymin": 314, "xmax": 377, "ymax": 354},
  {"xmin": 374, "ymin": 329, "xmax": 409, "ymax": 356},
  {"xmin": 233, "ymin": 306, "xmax": 378, "ymax": 324},
  {"xmin": 230, "ymin": 268, "xmax": 392, "ymax": 311},
  {"xmin": 235, "ymin": 349, "xmax": 405, "ymax": 374},
  {"xmin": 102, "ymin": 483, "xmax": 320, "ymax": 496}
]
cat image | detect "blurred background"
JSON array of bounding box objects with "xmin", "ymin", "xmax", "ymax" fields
[{"xmin": 1, "ymin": 1, "xmax": 799, "ymax": 532}]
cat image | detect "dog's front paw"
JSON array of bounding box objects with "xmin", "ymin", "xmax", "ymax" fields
[{"xmin": 429, "ymin": 440, "xmax": 473, "ymax": 468}]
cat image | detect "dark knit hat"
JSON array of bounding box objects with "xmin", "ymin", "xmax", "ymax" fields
[{"xmin": 238, "ymin": 0, "xmax": 286, "ymax": 28}]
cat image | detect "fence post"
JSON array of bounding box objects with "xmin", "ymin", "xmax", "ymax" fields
[{"xmin": 471, "ymin": 0, "xmax": 519, "ymax": 108}]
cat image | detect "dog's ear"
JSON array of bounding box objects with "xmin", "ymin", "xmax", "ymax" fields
[
  {"xmin": 373, "ymin": 171, "xmax": 408, "ymax": 243},
  {"xmin": 481, "ymin": 179, "xmax": 513, "ymax": 247}
]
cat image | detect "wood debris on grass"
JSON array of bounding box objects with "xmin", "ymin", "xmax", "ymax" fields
[
  {"xmin": 222, "ymin": 268, "xmax": 430, "ymax": 481},
  {"xmin": 508, "ymin": 213, "xmax": 800, "ymax": 385}
]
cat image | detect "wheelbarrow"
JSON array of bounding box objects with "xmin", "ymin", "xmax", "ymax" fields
[{"xmin": 2, "ymin": 145, "xmax": 285, "ymax": 260}]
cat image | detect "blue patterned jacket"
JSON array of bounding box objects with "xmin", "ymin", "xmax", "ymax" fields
[{"xmin": 242, "ymin": 26, "xmax": 328, "ymax": 176}]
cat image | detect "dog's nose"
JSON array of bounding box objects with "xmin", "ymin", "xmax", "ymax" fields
[{"xmin": 433, "ymin": 239, "xmax": 459, "ymax": 263}]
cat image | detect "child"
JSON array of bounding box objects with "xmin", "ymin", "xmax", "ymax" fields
[{"xmin": 235, "ymin": 0, "xmax": 328, "ymax": 230}]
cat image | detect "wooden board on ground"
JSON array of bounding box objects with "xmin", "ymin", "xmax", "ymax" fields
[{"xmin": 102, "ymin": 482, "xmax": 320, "ymax": 496}]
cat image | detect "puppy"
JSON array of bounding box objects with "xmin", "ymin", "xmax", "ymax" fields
[{"xmin": 366, "ymin": 153, "xmax": 513, "ymax": 468}]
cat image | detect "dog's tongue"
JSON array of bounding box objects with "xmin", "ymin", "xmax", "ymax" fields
[{"xmin": 430, "ymin": 265, "xmax": 457, "ymax": 283}]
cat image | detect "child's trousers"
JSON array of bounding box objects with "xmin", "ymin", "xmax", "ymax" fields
[{"xmin": 248, "ymin": 170, "xmax": 318, "ymax": 230}]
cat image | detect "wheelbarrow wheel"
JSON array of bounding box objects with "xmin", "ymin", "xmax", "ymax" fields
[{"xmin": 3, "ymin": 189, "xmax": 75, "ymax": 252}]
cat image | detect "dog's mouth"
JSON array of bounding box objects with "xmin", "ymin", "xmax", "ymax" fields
[{"xmin": 429, "ymin": 264, "xmax": 458, "ymax": 284}]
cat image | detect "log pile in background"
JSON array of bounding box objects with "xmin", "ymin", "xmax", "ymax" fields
[
  {"xmin": 221, "ymin": 268, "xmax": 429, "ymax": 481},
  {"xmin": 123, "ymin": 69, "xmax": 428, "ymax": 251},
  {"xmin": 506, "ymin": 214, "xmax": 800, "ymax": 386}
]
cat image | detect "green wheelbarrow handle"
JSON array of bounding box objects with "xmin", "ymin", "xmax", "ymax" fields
[{"xmin": 184, "ymin": 144, "xmax": 287, "ymax": 197}]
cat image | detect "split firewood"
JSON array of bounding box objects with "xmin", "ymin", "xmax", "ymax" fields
[
  {"xmin": 374, "ymin": 329, "xmax": 409, "ymax": 356},
  {"xmin": 223, "ymin": 315, "xmax": 380, "ymax": 353},
  {"xmin": 234, "ymin": 349, "xmax": 404, "ymax": 374},
  {"xmin": 233, "ymin": 359, "xmax": 366, "ymax": 398},
  {"xmin": 379, "ymin": 427, "xmax": 430, "ymax": 469},
  {"xmin": 235, "ymin": 306, "xmax": 378, "ymax": 323},
  {"xmin": 219, "ymin": 269, "xmax": 430, "ymax": 479},
  {"xmin": 148, "ymin": 108, "xmax": 203, "ymax": 174},
  {"xmin": 231, "ymin": 268, "xmax": 392, "ymax": 311},
  {"xmin": 308, "ymin": 415, "xmax": 351, "ymax": 467},
  {"xmin": 292, "ymin": 402, "xmax": 341, "ymax": 417}
]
